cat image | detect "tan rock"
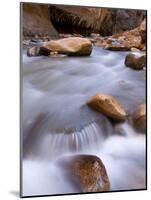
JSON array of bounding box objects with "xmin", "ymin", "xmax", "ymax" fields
[
  {"xmin": 95, "ymin": 18, "xmax": 146, "ymax": 51},
  {"xmin": 125, "ymin": 53, "xmax": 146, "ymax": 70},
  {"xmin": 60, "ymin": 155, "xmax": 110, "ymax": 192},
  {"xmin": 131, "ymin": 47, "xmax": 141, "ymax": 52},
  {"xmin": 139, "ymin": 18, "xmax": 146, "ymax": 43},
  {"xmin": 43, "ymin": 37, "xmax": 92, "ymax": 56},
  {"xmin": 90, "ymin": 33, "xmax": 101, "ymax": 38},
  {"xmin": 87, "ymin": 93, "xmax": 127, "ymax": 121},
  {"xmin": 104, "ymin": 34, "xmax": 142, "ymax": 51},
  {"xmin": 133, "ymin": 104, "xmax": 146, "ymax": 132}
]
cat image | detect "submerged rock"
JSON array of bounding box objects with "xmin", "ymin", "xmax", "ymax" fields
[
  {"xmin": 27, "ymin": 46, "xmax": 41, "ymax": 57},
  {"xmin": 125, "ymin": 53, "xmax": 146, "ymax": 70},
  {"xmin": 87, "ymin": 93, "xmax": 127, "ymax": 121},
  {"xmin": 59, "ymin": 155, "xmax": 110, "ymax": 192},
  {"xmin": 43, "ymin": 37, "xmax": 92, "ymax": 56},
  {"xmin": 27, "ymin": 46, "xmax": 51, "ymax": 56},
  {"xmin": 133, "ymin": 104, "xmax": 146, "ymax": 132}
]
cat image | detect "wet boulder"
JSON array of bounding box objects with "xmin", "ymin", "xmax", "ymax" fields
[
  {"xmin": 125, "ymin": 53, "xmax": 146, "ymax": 70},
  {"xmin": 59, "ymin": 155, "xmax": 110, "ymax": 192},
  {"xmin": 27, "ymin": 46, "xmax": 41, "ymax": 57},
  {"xmin": 43, "ymin": 37, "xmax": 92, "ymax": 56},
  {"xmin": 87, "ymin": 93, "xmax": 127, "ymax": 121},
  {"xmin": 133, "ymin": 104, "xmax": 146, "ymax": 132},
  {"xmin": 39, "ymin": 46, "xmax": 52, "ymax": 56},
  {"xmin": 27, "ymin": 46, "xmax": 51, "ymax": 56}
]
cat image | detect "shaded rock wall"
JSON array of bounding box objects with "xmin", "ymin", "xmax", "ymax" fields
[
  {"xmin": 22, "ymin": 3, "xmax": 58, "ymax": 38},
  {"xmin": 49, "ymin": 6, "xmax": 114, "ymax": 36},
  {"xmin": 49, "ymin": 5, "xmax": 146, "ymax": 36},
  {"xmin": 113, "ymin": 9, "xmax": 146, "ymax": 33}
]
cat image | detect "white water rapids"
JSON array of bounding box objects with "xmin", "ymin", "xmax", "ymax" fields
[{"xmin": 22, "ymin": 47, "xmax": 146, "ymax": 196}]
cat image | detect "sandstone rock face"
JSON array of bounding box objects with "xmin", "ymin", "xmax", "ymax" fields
[
  {"xmin": 49, "ymin": 5, "xmax": 145, "ymax": 36},
  {"xmin": 139, "ymin": 18, "xmax": 146, "ymax": 43},
  {"xmin": 113, "ymin": 10, "xmax": 145, "ymax": 34},
  {"xmin": 22, "ymin": 3, "xmax": 58, "ymax": 38},
  {"xmin": 133, "ymin": 104, "xmax": 146, "ymax": 132},
  {"xmin": 49, "ymin": 6, "xmax": 114, "ymax": 36},
  {"xmin": 60, "ymin": 155, "xmax": 110, "ymax": 192},
  {"xmin": 22, "ymin": 3, "xmax": 145, "ymax": 40},
  {"xmin": 43, "ymin": 37, "xmax": 92, "ymax": 56},
  {"xmin": 125, "ymin": 53, "xmax": 146, "ymax": 70},
  {"xmin": 87, "ymin": 93, "xmax": 127, "ymax": 121}
]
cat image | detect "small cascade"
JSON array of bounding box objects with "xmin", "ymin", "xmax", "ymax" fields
[
  {"xmin": 23, "ymin": 119, "xmax": 113, "ymax": 159},
  {"xmin": 22, "ymin": 46, "xmax": 146, "ymax": 196}
]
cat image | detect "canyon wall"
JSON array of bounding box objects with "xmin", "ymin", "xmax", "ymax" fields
[{"xmin": 22, "ymin": 3, "xmax": 146, "ymax": 38}]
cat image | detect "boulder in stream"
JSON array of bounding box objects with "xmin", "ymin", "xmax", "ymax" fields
[
  {"xmin": 43, "ymin": 37, "xmax": 92, "ymax": 56},
  {"xmin": 87, "ymin": 93, "xmax": 127, "ymax": 121},
  {"xmin": 125, "ymin": 53, "xmax": 146, "ymax": 70},
  {"xmin": 133, "ymin": 104, "xmax": 146, "ymax": 132},
  {"xmin": 27, "ymin": 46, "xmax": 51, "ymax": 57},
  {"xmin": 59, "ymin": 154, "xmax": 110, "ymax": 192},
  {"xmin": 27, "ymin": 46, "xmax": 41, "ymax": 57}
]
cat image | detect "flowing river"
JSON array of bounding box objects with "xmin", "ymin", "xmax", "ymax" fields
[{"xmin": 21, "ymin": 46, "xmax": 146, "ymax": 196}]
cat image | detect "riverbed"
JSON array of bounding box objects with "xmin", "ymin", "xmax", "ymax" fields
[{"xmin": 21, "ymin": 46, "xmax": 146, "ymax": 196}]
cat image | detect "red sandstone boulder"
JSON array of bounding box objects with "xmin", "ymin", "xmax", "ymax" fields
[
  {"xmin": 133, "ymin": 104, "xmax": 146, "ymax": 132},
  {"xmin": 125, "ymin": 53, "xmax": 146, "ymax": 70},
  {"xmin": 43, "ymin": 37, "xmax": 92, "ymax": 56},
  {"xmin": 59, "ymin": 155, "xmax": 110, "ymax": 192},
  {"xmin": 87, "ymin": 93, "xmax": 127, "ymax": 121}
]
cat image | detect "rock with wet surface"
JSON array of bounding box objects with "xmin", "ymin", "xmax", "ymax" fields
[
  {"xmin": 27, "ymin": 46, "xmax": 51, "ymax": 56},
  {"xmin": 43, "ymin": 37, "xmax": 92, "ymax": 56},
  {"xmin": 87, "ymin": 93, "xmax": 127, "ymax": 121},
  {"xmin": 133, "ymin": 104, "xmax": 146, "ymax": 132},
  {"xmin": 125, "ymin": 53, "xmax": 146, "ymax": 70},
  {"xmin": 27, "ymin": 46, "xmax": 41, "ymax": 57},
  {"xmin": 59, "ymin": 155, "xmax": 110, "ymax": 192}
]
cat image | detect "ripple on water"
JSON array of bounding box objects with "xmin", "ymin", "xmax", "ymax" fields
[{"xmin": 22, "ymin": 46, "xmax": 146, "ymax": 195}]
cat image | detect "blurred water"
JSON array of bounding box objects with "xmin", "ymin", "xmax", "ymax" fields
[{"xmin": 22, "ymin": 47, "xmax": 146, "ymax": 196}]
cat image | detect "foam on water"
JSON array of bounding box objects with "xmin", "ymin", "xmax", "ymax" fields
[{"xmin": 22, "ymin": 47, "xmax": 146, "ymax": 196}]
